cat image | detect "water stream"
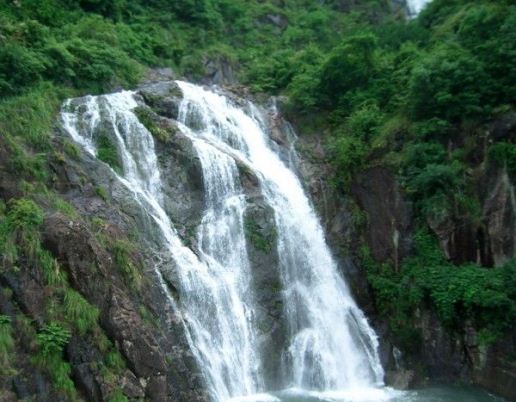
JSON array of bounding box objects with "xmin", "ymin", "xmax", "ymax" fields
[
  {"xmin": 176, "ymin": 82, "xmax": 384, "ymax": 394},
  {"xmin": 60, "ymin": 83, "xmax": 506, "ymax": 402},
  {"xmin": 406, "ymin": 0, "xmax": 432, "ymax": 16}
]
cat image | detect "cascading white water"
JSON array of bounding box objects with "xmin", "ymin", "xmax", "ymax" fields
[
  {"xmin": 406, "ymin": 0, "xmax": 431, "ymax": 16},
  {"xmin": 181, "ymin": 128, "xmax": 263, "ymax": 399},
  {"xmin": 176, "ymin": 82, "xmax": 384, "ymax": 393},
  {"xmin": 62, "ymin": 90, "xmax": 262, "ymax": 402},
  {"xmin": 61, "ymin": 82, "xmax": 385, "ymax": 402}
]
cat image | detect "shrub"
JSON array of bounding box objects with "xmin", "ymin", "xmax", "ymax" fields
[
  {"xmin": 62, "ymin": 38, "xmax": 142, "ymax": 92},
  {"xmin": 108, "ymin": 390, "xmax": 130, "ymax": 402},
  {"xmin": 36, "ymin": 323, "xmax": 71, "ymax": 357},
  {"xmin": 34, "ymin": 322, "xmax": 76, "ymax": 395},
  {"xmin": 409, "ymin": 44, "xmax": 490, "ymax": 122},
  {"xmin": 38, "ymin": 247, "xmax": 67, "ymax": 287},
  {"xmin": 0, "ymin": 44, "xmax": 46, "ymax": 96},
  {"xmin": 455, "ymin": 3, "xmax": 516, "ymax": 104},
  {"xmin": 488, "ymin": 142, "xmax": 516, "ymax": 175},
  {"xmin": 95, "ymin": 186, "xmax": 109, "ymax": 201},
  {"xmin": 407, "ymin": 162, "xmax": 463, "ymax": 199},
  {"xmin": 413, "ymin": 118, "xmax": 454, "ymax": 141},
  {"xmin": 6, "ymin": 198, "xmax": 44, "ymax": 230},
  {"xmin": 0, "ymin": 197, "xmax": 69, "ymax": 286},
  {"xmin": 319, "ymin": 32, "xmax": 377, "ymax": 106},
  {"xmin": 329, "ymin": 133, "xmax": 368, "ymax": 185},
  {"xmin": 366, "ymin": 229, "xmax": 516, "ymax": 351},
  {"xmin": 345, "ymin": 103, "xmax": 384, "ymax": 143},
  {"xmin": 286, "ymin": 67, "xmax": 321, "ymax": 112},
  {"xmin": 0, "ymin": 83, "xmax": 60, "ymax": 149},
  {"xmin": 105, "ymin": 349, "xmax": 125, "ymax": 372},
  {"xmin": 3, "ymin": 136, "xmax": 49, "ymax": 181},
  {"xmin": 1, "ymin": 199, "xmax": 43, "ymax": 263},
  {"xmin": 0, "ymin": 83, "xmax": 61, "ymax": 180},
  {"xmin": 245, "ymin": 49, "xmax": 297, "ymax": 93}
]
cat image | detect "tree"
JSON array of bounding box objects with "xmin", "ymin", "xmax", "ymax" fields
[
  {"xmin": 318, "ymin": 32, "xmax": 378, "ymax": 107},
  {"xmin": 409, "ymin": 44, "xmax": 490, "ymax": 122}
]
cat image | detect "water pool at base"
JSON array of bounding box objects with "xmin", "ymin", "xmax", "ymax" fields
[{"xmin": 227, "ymin": 386, "xmax": 507, "ymax": 402}]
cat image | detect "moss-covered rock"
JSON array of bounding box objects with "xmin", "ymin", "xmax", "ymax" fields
[{"xmin": 133, "ymin": 106, "xmax": 172, "ymax": 143}]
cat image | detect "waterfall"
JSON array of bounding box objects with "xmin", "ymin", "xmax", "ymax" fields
[
  {"xmin": 61, "ymin": 82, "xmax": 385, "ymax": 401},
  {"xmin": 406, "ymin": 0, "xmax": 431, "ymax": 16}
]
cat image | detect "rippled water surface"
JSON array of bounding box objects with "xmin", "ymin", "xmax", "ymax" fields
[{"xmin": 228, "ymin": 386, "xmax": 507, "ymax": 402}]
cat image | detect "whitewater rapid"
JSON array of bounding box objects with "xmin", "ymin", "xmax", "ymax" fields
[{"xmin": 61, "ymin": 82, "xmax": 387, "ymax": 402}]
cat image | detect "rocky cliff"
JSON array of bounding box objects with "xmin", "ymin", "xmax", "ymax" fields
[
  {"xmin": 287, "ymin": 107, "xmax": 516, "ymax": 401},
  {"xmin": 0, "ymin": 77, "xmax": 210, "ymax": 402},
  {"xmin": 1, "ymin": 70, "xmax": 515, "ymax": 401},
  {"xmin": 0, "ymin": 74, "xmax": 313, "ymax": 401}
]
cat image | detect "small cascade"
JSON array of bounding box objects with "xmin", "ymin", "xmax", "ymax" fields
[
  {"xmin": 61, "ymin": 82, "xmax": 385, "ymax": 402},
  {"xmin": 176, "ymin": 82, "xmax": 384, "ymax": 390},
  {"xmin": 406, "ymin": 0, "xmax": 431, "ymax": 16},
  {"xmin": 177, "ymin": 127, "xmax": 263, "ymax": 398}
]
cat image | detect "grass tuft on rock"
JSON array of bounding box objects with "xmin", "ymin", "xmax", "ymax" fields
[
  {"xmin": 133, "ymin": 106, "xmax": 170, "ymax": 142},
  {"xmin": 97, "ymin": 134, "xmax": 122, "ymax": 173},
  {"xmin": 63, "ymin": 288, "xmax": 100, "ymax": 335},
  {"xmin": 0, "ymin": 315, "xmax": 14, "ymax": 375}
]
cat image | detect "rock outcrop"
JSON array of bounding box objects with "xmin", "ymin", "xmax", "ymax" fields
[
  {"xmin": 0, "ymin": 81, "xmax": 212, "ymax": 401},
  {"xmin": 288, "ymin": 107, "xmax": 516, "ymax": 400},
  {"xmin": 1, "ymin": 73, "xmax": 514, "ymax": 401}
]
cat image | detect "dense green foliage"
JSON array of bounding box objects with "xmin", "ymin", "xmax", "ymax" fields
[
  {"xmin": 34, "ymin": 323, "xmax": 76, "ymax": 396},
  {"xmin": 0, "ymin": 196, "xmax": 130, "ymax": 396},
  {"xmin": 364, "ymin": 231, "xmax": 516, "ymax": 350},
  {"xmin": 36, "ymin": 323, "xmax": 71, "ymax": 357},
  {"xmin": 0, "ymin": 0, "xmax": 389, "ymax": 100},
  {"xmin": 0, "ymin": 0, "xmax": 391, "ymax": 182},
  {"xmin": 294, "ymin": 0, "xmax": 516, "ymax": 350}
]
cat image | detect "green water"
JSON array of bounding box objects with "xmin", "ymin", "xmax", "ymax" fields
[
  {"xmin": 229, "ymin": 386, "xmax": 509, "ymax": 402},
  {"xmin": 271, "ymin": 386, "xmax": 507, "ymax": 402}
]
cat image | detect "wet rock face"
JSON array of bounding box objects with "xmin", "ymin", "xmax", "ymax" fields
[
  {"xmin": 244, "ymin": 197, "xmax": 286, "ymax": 390},
  {"xmin": 351, "ymin": 167, "xmax": 413, "ymax": 267},
  {"xmin": 201, "ymin": 55, "xmax": 237, "ymax": 86},
  {"xmin": 41, "ymin": 212, "xmax": 208, "ymax": 402},
  {"xmin": 0, "ymin": 83, "xmax": 212, "ymax": 400},
  {"xmin": 483, "ymin": 169, "xmax": 516, "ymax": 267},
  {"xmin": 422, "ymin": 113, "xmax": 516, "ymax": 268},
  {"xmin": 419, "ymin": 165, "xmax": 516, "ymax": 268},
  {"xmin": 138, "ymin": 81, "xmax": 184, "ymax": 120},
  {"xmin": 415, "ymin": 309, "xmax": 467, "ymax": 379},
  {"xmin": 157, "ymin": 132, "xmax": 205, "ymax": 229},
  {"xmin": 104, "ymin": 291, "xmax": 166, "ymax": 378},
  {"xmin": 55, "ymin": 85, "xmax": 212, "ymax": 400},
  {"xmin": 287, "ymin": 108, "xmax": 516, "ymax": 398},
  {"xmin": 134, "ymin": 82, "xmax": 206, "ymax": 237},
  {"xmin": 473, "ymin": 331, "xmax": 516, "ymax": 401}
]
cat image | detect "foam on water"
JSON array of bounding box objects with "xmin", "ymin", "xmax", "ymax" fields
[{"xmin": 61, "ymin": 83, "xmax": 386, "ymax": 402}]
